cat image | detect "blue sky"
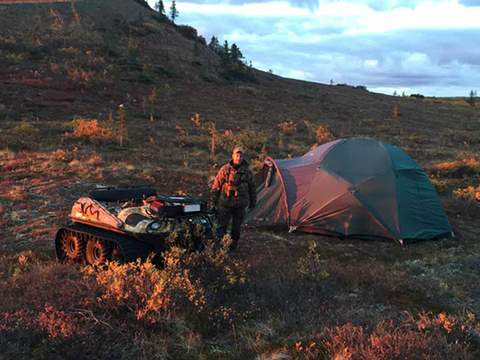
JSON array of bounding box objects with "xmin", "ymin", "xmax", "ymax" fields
[{"xmin": 148, "ymin": 0, "xmax": 480, "ymax": 97}]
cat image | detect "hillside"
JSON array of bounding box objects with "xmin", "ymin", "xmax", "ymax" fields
[
  {"xmin": 0, "ymin": 0, "xmax": 478, "ymax": 144},
  {"xmin": 1, "ymin": 1, "xmax": 480, "ymax": 359}
]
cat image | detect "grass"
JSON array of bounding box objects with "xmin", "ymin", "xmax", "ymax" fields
[
  {"xmin": 1, "ymin": 1, "xmax": 480, "ymax": 358},
  {"xmin": 423, "ymin": 97, "xmax": 480, "ymax": 109},
  {"xmin": 2, "ymin": 233, "xmax": 480, "ymax": 359},
  {"xmin": 2, "ymin": 118, "xmax": 480, "ymax": 358}
]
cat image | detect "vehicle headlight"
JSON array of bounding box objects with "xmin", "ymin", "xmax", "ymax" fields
[{"xmin": 150, "ymin": 222, "xmax": 161, "ymax": 230}]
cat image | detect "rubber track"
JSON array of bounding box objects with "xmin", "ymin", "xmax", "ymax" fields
[{"xmin": 61, "ymin": 223, "xmax": 155, "ymax": 263}]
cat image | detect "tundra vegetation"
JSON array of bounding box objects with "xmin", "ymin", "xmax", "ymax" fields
[{"xmin": 1, "ymin": 0, "xmax": 480, "ymax": 359}]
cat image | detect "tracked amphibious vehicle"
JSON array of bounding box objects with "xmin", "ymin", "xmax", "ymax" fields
[{"xmin": 55, "ymin": 186, "xmax": 219, "ymax": 265}]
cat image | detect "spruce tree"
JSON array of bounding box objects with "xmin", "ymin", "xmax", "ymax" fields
[
  {"xmin": 222, "ymin": 40, "xmax": 229, "ymax": 56},
  {"xmin": 155, "ymin": 0, "xmax": 165, "ymax": 14},
  {"xmin": 220, "ymin": 40, "xmax": 230, "ymax": 65},
  {"xmin": 230, "ymin": 43, "xmax": 244, "ymax": 64},
  {"xmin": 209, "ymin": 36, "xmax": 220, "ymax": 52},
  {"xmin": 468, "ymin": 90, "xmax": 477, "ymax": 107},
  {"xmin": 170, "ymin": 0, "xmax": 179, "ymax": 23}
]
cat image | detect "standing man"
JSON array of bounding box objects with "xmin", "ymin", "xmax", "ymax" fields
[{"xmin": 211, "ymin": 147, "xmax": 256, "ymax": 252}]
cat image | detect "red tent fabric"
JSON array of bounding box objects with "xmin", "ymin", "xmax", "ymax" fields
[{"xmin": 245, "ymin": 138, "xmax": 452, "ymax": 243}]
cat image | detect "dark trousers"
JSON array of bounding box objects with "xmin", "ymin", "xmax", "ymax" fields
[{"xmin": 217, "ymin": 205, "xmax": 246, "ymax": 250}]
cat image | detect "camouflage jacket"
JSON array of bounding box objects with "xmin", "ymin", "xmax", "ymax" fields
[{"xmin": 211, "ymin": 160, "xmax": 256, "ymax": 208}]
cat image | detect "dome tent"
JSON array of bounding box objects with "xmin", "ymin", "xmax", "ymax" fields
[{"xmin": 245, "ymin": 138, "xmax": 453, "ymax": 243}]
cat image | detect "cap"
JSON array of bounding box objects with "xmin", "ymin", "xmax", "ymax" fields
[{"xmin": 232, "ymin": 146, "xmax": 245, "ymax": 154}]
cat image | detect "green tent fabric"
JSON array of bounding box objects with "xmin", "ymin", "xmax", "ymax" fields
[{"xmin": 245, "ymin": 138, "xmax": 453, "ymax": 243}]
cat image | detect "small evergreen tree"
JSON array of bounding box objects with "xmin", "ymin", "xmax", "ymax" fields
[
  {"xmin": 197, "ymin": 35, "xmax": 206, "ymax": 45},
  {"xmin": 468, "ymin": 90, "xmax": 477, "ymax": 107},
  {"xmin": 222, "ymin": 40, "xmax": 229, "ymax": 56},
  {"xmin": 220, "ymin": 40, "xmax": 230, "ymax": 65},
  {"xmin": 117, "ymin": 105, "xmax": 127, "ymax": 147},
  {"xmin": 169, "ymin": 0, "xmax": 179, "ymax": 23},
  {"xmin": 155, "ymin": 0, "xmax": 165, "ymax": 14},
  {"xmin": 209, "ymin": 36, "xmax": 220, "ymax": 52},
  {"xmin": 149, "ymin": 87, "xmax": 157, "ymax": 116},
  {"xmin": 230, "ymin": 43, "xmax": 244, "ymax": 64}
]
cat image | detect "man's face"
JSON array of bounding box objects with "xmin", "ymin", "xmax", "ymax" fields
[{"xmin": 232, "ymin": 151, "xmax": 243, "ymax": 165}]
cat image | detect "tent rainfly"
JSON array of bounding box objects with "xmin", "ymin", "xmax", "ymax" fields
[{"xmin": 245, "ymin": 138, "xmax": 453, "ymax": 244}]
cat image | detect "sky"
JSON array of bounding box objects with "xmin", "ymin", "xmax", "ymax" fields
[{"xmin": 147, "ymin": 0, "xmax": 480, "ymax": 97}]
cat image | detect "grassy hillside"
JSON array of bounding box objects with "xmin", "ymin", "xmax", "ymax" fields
[{"xmin": 1, "ymin": 0, "xmax": 480, "ymax": 359}]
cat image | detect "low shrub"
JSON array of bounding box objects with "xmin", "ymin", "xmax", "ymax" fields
[
  {"xmin": 0, "ymin": 121, "xmax": 40, "ymax": 150},
  {"xmin": 52, "ymin": 149, "xmax": 69, "ymax": 162},
  {"xmin": 177, "ymin": 25, "xmax": 198, "ymax": 40},
  {"xmin": 173, "ymin": 125, "xmax": 201, "ymax": 148},
  {"xmin": 81, "ymin": 238, "xmax": 246, "ymax": 326},
  {"xmin": 424, "ymin": 98, "xmax": 469, "ymax": 107},
  {"xmin": 3, "ymin": 51, "xmax": 26, "ymax": 63},
  {"xmin": 453, "ymin": 185, "xmax": 480, "ymax": 203},
  {"xmin": 0, "ymin": 239, "xmax": 249, "ymax": 358},
  {"xmin": 10, "ymin": 121, "xmax": 39, "ymax": 137},
  {"xmin": 278, "ymin": 120, "xmax": 297, "ymax": 136},
  {"xmin": 66, "ymin": 67, "xmax": 110, "ymax": 88},
  {"xmin": 220, "ymin": 128, "xmax": 267, "ymax": 153},
  {"xmin": 430, "ymin": 176, "xmax": 449, "ymax": 194},
  {"xmin": 303, "ymin": 120, "xmax": 335, "ymax": 145},
  {"xmin": 410, "ymin": 93, "xmax": 425, "ymax": 99},
  {"xmin": 138, "ymin": 71, "xmax": 154, "ymax": 84},
  {"xmin": 223, "ymin": 67, "xmax": 258, "ymax": 83},
  {"xmin": 154, "ymin": 65, "xmax": 177, "ymax": 78},
  {"xmin": 431, "ymin": 151, "xmax": 480, "ymax": 178},
  {"xmin": 440, "ymin": 129, "xmax": 480, "ymax": 145},
  {"xmin": 82, "ymin": 255, "xmax": 202, "ymax": 324},
  {"xmin": 63, "ymin": 118, "xmax": 116, "ymax": 143},
  {"xmin": 197, "ymin": 35, "xmax": 206, "ymax": 45},
  {"xmin": 102, "ymin": 42, "xmax": 121, "ymax": 57},
  {"xmin": 235, "ymin": 85, "xmax": 260, "ymax": 96},
  {"xmin": 319, "ymin": 314, "xmax": 473, "ymax": 360},
  {"xmin": 58, "ymin": 46, "xmax": 82, "ymax": 58}
]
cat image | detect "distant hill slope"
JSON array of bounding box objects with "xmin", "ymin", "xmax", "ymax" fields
[
  {"xmin": 0, "ymin": 0, "xmax": 478, "ymax": 166},
  {"xmin": 0, "ymin": 0, "xmax": 80, "ymax": 3},
  {"xmin": 0, "ymin": 0, "xmax": 224, "ymax": 119}
]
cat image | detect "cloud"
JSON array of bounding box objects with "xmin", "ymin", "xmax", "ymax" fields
[
  {"xmin": 150, "ymin": 0, "xmax": 480, "ymax": 96},
  {"xmin": 268, "ymin": 28, "xmax": 480, "ymax": 88},
  {"xmin": 155, "ymin": 0, "xmax": 429, "ymax": 11},
  {"xmin": 459, "ymin": 0, "xmax": 480, "ymax": 6}
]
